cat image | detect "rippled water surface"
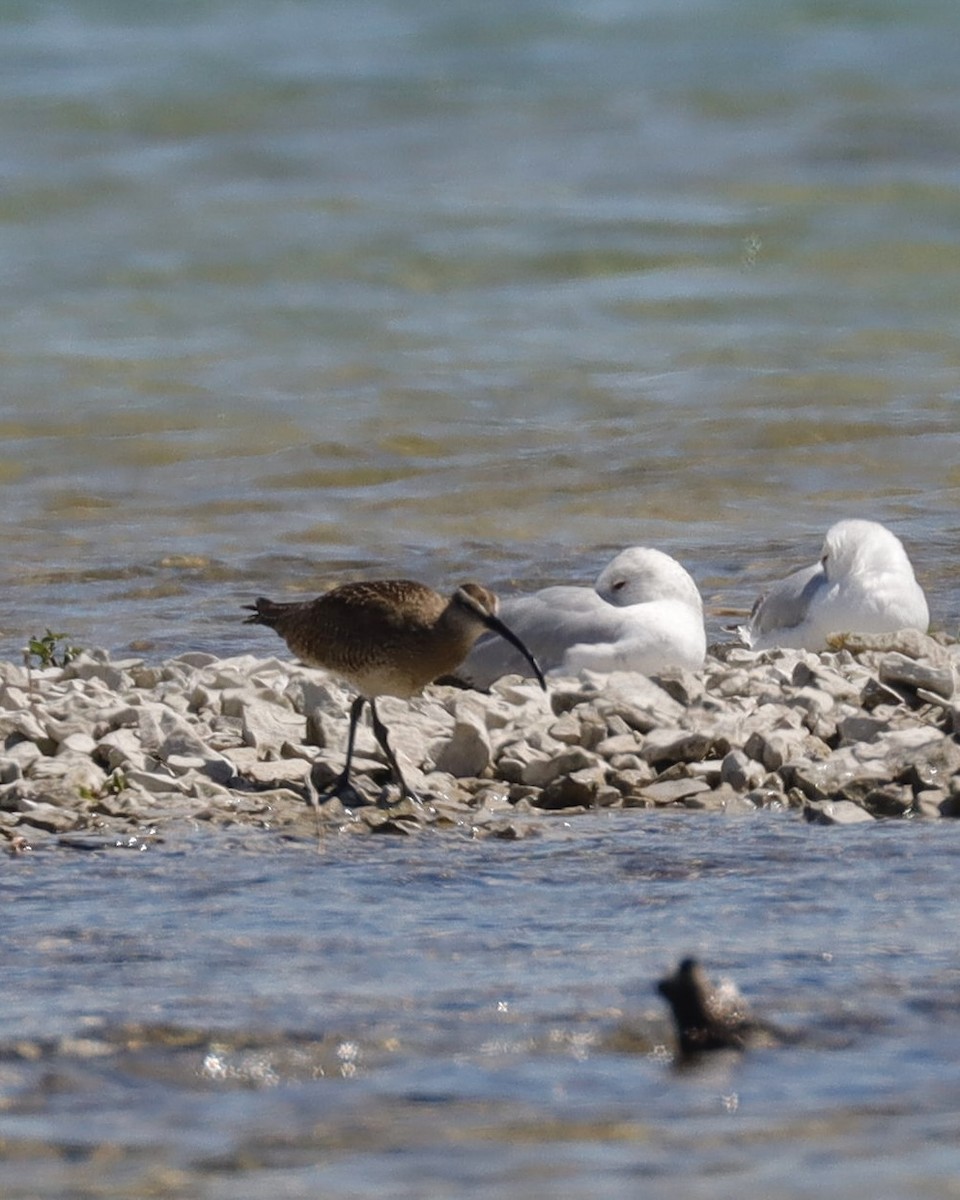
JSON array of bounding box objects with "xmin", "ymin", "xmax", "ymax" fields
[
  {"xmin": 3, "ymin": 3, "xmax": 960, "ymax": 1195},
  {"xmin": 1, "ymin": 0, "xmax": 958, "ymax": 658},
  {"xmin": 3, "ymin": 813, "xmax": 960, "ymax": 1198}
]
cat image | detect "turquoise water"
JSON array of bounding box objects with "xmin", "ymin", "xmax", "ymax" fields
[
  {"xmin": 2, "ymin": 3, "xmax": 960, "ymax": 1194},
  {"xmin": 0, "ymin": 0, "xmax": 958, "ymax": 657}
]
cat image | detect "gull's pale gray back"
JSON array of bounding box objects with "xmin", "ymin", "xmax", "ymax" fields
[{"xmin": 747, "ymin": 562, "xmax": 826, "ymax": 638}]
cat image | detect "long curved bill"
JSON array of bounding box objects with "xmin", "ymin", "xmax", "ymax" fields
[{"xmin": 481, "ymin": 613, "xmax": 547, "ymax": 690}]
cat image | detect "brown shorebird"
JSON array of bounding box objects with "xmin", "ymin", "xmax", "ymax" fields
[
  {"xmin": 657, "ymin": 958, "xmax": 782, "ymax": 1059},
  {"xmin": 244, "ymin": 580, "xmax": 546, "ymax": 806}
]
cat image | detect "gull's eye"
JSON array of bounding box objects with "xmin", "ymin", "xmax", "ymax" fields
[{"xmin": 611, "ymin": 579, "xmax": 627, "ymax": 592}]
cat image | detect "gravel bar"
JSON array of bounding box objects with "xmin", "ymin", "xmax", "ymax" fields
[{"xmin": 2, "ymin": 629, "xmax": 958, "ymax": 849}]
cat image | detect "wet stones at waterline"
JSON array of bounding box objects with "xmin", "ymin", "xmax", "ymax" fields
[{"xmin": 0, "ymin": 627, "xmax": 957, "ymax": 848}]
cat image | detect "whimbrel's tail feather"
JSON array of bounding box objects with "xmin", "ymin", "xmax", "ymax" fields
[{"xmin": 242, "ymin": 597, "xmax": 292, "ymax": 627}]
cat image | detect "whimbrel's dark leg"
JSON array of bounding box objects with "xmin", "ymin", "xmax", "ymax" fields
[
  {"xmin": 309, "ymin": 694, "xmax": 368, "ymax": 808},
  {"xmin": 368, "ymin": 698, "xmax": 417, "ymax": 801}
]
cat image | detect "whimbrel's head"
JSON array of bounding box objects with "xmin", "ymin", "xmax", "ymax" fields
[{"xmin": 452, "ymin": 583, "xmax": 547, "ymax": 690}]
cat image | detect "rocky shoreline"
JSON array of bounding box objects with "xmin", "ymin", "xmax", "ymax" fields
[{"xmin": 1, "ymin": 629, "xmax": 958, "ymax": 850}]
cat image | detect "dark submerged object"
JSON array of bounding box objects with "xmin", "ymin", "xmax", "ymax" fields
[
  {"xmin": 244, "ymin": 579, "xmax": 546, "ymax": 806},
  {"xmin": 657, "ymin": 958, "xmax": 781, "ymax": 1058}
]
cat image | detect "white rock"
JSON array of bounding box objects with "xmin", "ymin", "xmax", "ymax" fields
[
  {"xmin": 56, "ymin": 732, "xmax": 98, "ymax": 758},
  {"xmin": 720, "ymin": 750, "xmax": 765, "ymax": 792},
  {"xmin": 521, "ymin": 747, "xmax": 599, "ymax": 789},
  {"xmin": 805, "ymin": 800, "xmax": 876, "ymax": 825},
  {"xmin": 240, "ymin": 699, "xmax": 307, "ymax": 754},
  {"xmin": 172, "ymin": 652, "xmax": 220, "ymax": 669},
  {"xmin": 124, "ymin": 766, "xmax": 183, "ymax": 795},
  {"xmin": 62, "ymin": 655, "xmax": 133, "ymax": 691},
  {"xmin": 15, "ymin": 798, "xmax": 80, "ymax": 831},
  {"xmin": 879, "ymin": 653, "xmax": 955, "ymax": 700},
  {"xmin": 4, "ymin": 740, "xmax": 43, "ymax": 770},
  {"xmin": 640, "ymin": 728, "xmax": 712, "ymax": 766},
  {"xmin": 432, "ymin": 707, "xmax": 492, "ymax": 778},
  {"xmin": 165, "ymin": 751, "xmax": 236, "ymax": 785},
  {"xmin": 97, "ymin": 728, "xmax": 148, "ymax": 772},
  {"xmin": 28, "ymin": 753, "xmax": 107, "ymax": 794}
]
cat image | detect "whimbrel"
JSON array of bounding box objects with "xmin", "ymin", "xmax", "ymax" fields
[{"xmin": 244, "ymin": 579, "xmax": 546, "ymax": 806}]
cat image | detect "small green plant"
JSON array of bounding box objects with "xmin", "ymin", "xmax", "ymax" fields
[{"xmin": 25, "ymin": 629, "xmax": 81, "ymax": 669}]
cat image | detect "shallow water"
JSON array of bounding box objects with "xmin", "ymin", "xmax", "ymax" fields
[
  {"xmin": 0, "ymin": 0, "xmax": 958, "ymax": 660},
  {"xmin": 3, "ymin": 4, "xmax": 960, "ymax": 1195},
  {"xmin": 3, "ymin": 811, "xmax": 960, "ymax": 1198}
]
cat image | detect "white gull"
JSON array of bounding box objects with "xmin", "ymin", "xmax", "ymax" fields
[
  {"xmin": 739, "ymin": 518, "xmax": 929, "ymax": 652},
  {"xmin": 453, "ymin": 546, "xmax": 706, "ymax": 689}
]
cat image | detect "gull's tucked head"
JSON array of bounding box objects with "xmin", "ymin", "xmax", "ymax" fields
[
  {"xmin": 820, "ymin": 519, "xmax": 915, "ymax": 583},
  {"xmin": 594, "ymin": 547, "xmax": 703, "ymax": 612}
]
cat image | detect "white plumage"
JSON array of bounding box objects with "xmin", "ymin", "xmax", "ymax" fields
[
  {"xmin": 739, "ymin": 518, "xmax": 929, "ymax": 652},
  {"xmin": 453, "ymin": 546, "xmax": 706, "ymax": 688}
]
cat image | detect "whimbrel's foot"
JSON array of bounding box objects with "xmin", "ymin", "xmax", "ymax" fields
[
  {"xmin": 377, "ymin": 783, "xmax": 425, "ymax": 808},
  {"xmin": 307, "ymin": 762, "xmax": 372, "ymax": 811},
  {"xmin": 374, "ymin": 783, "xmax": 438, "ymax": 820}
]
